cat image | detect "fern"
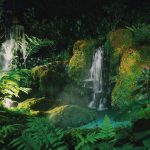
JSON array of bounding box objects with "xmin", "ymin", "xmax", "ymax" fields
[
  {"xmin": 126, "ymin": 25, "xmax": 137, "ymax": 32},
  {"xmin": 75, "ymin": 132, "xmax": 98, "ymax": 150},
  {"xmin": 0, "ymin": 124, "xmax": 20, "ymax": 144},
  {"xmin": 25, "ymin": 35, "xmax": 55, "ymax": 58},
  {"xmin": 10, "ymin": 132, "xmax": 39, "ymax": 150},
  {"xmin": 98, "ymin": 115, "xmax": 115, "ymax": 140},
  {"xmin": 0, "ymin": 70, "xmax": 31, "ymax": 100},
  {"xmin": 75, "ymin": 116, "xmax": 115, "ymax": 150},
  {"xmin": 10, "ymin": 117, "xmax": 67, "ymax": 150}
]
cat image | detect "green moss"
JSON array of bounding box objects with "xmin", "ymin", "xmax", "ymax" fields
[
  {"xmin": 68, "ymin": 40, "xmax": 99, "ymax": 83},
  {"xmin": 106, "ymin": 29, "xmax": 133, "ymax": 76},
  {"xmin": 109, "ymin": 29, "xmax": 133, "ymax": 49},
  {"xmin": 112, "ymin": 48, "xmax": 150, "ymax": 108},
  {"xmin": 106, "ymin": 28, "xmax": 150, "ymax": 108},
  {"xmin": 17, "ymin": 97, "xmax": 52, "ymax": 111},
  {"xmin": 45, "ymin": 105, "xmax": 97, "ymax": 128}
]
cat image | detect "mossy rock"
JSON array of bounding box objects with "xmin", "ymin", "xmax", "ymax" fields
[
  {"xmin": 31, "ymin": 61, "xmax": 67, "ymax": 98},
  {"xmin": 45, "ymin": 105, "xmax": 97, "ymax": 128},
  {"xmin": 18, "ymin": 97, "xmax": 52, "ymax": 111},
  {"xmin": 112, "ymin": 46, "xmax": 150, "ymax": 108},
  {"xmin": 105, "ymin": 29, "xmax": 133, "ymax": 76},
  {"xmin": 68, "ymin": 40, "xmax": 99, "ymax": 83},
  {"xmin": 105, "ymin": 29, "xmax": 150, "ymax": 108}
]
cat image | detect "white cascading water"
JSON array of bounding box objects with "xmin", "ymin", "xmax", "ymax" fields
[
  {"xmin": 85, "ymin": 47, "xmax": 107, "ymax": 111},
  {"xmin": 0, "ymin": 25, "xmax": 27, "ymax": 108},
  {"xmin": 0, "ymin": 25, "xmax": 27, "ymax": 71}
]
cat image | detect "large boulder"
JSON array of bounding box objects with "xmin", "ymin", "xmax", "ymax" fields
[
  {"xmin": 69, "ymin": 40, "xmax": 99, "ymax": 83},
  {"xmin": 45, "ymin": 105, "xmax": 97, "ymax": 128},
  {"xmin": 105, "ymin": 29, "xmax": 150, "ymax": 108}
]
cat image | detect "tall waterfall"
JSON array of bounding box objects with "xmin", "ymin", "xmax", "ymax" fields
[
  {"xmin": 0, "ymin": 25, "xmax": 27, "ymax": 71},
  {"xmin": 84, "ymin": 47, "xmax": 107, "ymax": 111}
]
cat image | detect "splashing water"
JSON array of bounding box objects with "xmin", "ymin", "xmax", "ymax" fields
[
  {"xmin": 0, "ymin": 25, "xmax": 27, "ymax": 71},
  {"xmin": 84, "ymin": 47, "xmax": 107, "ymax": 111},
  {"xmin": 3, "ymin": 98, "xmax": 18, "ymax": 108}
]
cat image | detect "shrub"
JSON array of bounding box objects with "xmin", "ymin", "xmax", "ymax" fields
[
  {"xmin": 126, "ymin": 24, "xmax": 150, "ymax": 47},
  {"xmin": 10, "ymin": 117, "xmax": 67, "ymax": 150}
]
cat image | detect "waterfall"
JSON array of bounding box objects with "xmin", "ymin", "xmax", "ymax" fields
[
  {"xmin": 0, "ymin": 25, "xmax": 27, "ymax": 71},
  {"xmin": 84, "ymin": 47, "xmax": 107, "ymax": 111}
]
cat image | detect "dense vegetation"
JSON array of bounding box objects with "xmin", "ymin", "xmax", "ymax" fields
[{"xmin": 0, "ymin": 0, "xmax": 150, "ymax": 149}]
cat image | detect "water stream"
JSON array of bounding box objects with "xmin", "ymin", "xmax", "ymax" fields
[
  {"xmin": 0, "ymin": 25, "xmax": 27, "ymax": 71},
  {"xmin": 0, "ymin": 25, "xmax": 27, "ymax": 107},
  {"xmin": 84, "ymin": 47, "xmax": 107, "ymax": 111}
]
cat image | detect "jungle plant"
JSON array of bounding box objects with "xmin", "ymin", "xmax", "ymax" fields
[
  {"xmin": 126, "ymin": 24, "xmax": 150, "ymax": 46},
  {"xmin": 0, "ymin": 70, "xmax": 31, "ymax": 100},
  {"xmin": 75, "ymin": 115, "xmax": 116, "ymax": 150},
  {"xmin": 51, "ymin": 50, "xmax": 70, "ymax": 62},
  {"xmin": 134, "ymin": 66, "xmax": 150, "ymax": 100},
  {"xmin": 25, "ymin": 35, "xmax": 55, "ymax": 58},
  {"xmin": 0, "ymin": 124, "xmax": 21, "ymax": 145},
  {"xmin": 115, "ymin": 67, "xmax": 150, "ymax": 121},
  {"xmin": 10, "ymin": 117, "xmax": 67, "ymax": 150},
  {"xmin": 98, "ymin": 115, "xmax": 116, "ymax": 139}
]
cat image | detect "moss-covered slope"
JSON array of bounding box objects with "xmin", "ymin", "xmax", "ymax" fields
[{"xmin": 106, "ymin": 29, "xmax": 150, "ymax": 108}]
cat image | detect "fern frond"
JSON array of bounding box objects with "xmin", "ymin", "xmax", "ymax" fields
[
  {"xmin": 10, "ymin": 131, "xmax": 40, "ymax": 150},
  {"xmin": 0, "ymin": 124, "xmax": 21, "ymax": 144},
  {"xmin": 98, "ymin": 115, "xmax": 115, "ymax": 140}
]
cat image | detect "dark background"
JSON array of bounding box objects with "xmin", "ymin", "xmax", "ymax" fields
[
  {"xmin": 2, "ymin": 0, "xmax": 150, "ymax": 57},
  {"xmin": 3, "ymin": 0, "xmax": 150, "ymax": 23}
]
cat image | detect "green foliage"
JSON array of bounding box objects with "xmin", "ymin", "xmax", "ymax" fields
[
  {"xmin": 52, "ymin": 50, "xmax": 70, "ymax": 62},
  {"xmin": 112, "ymin": 49, "xmax": 142, "ymax": 108},
  {"xmin": 75, "ymin": 132, "xmax": 99, "ymax": 150},
  {"xmin": 99, "ymin": 115, "xmax": 115, "ymax": 139},
  {"xmin": 134, "ymin": 66, "xmax": 150, "ymax": 100},
  {"xmin": 0, "ymin": 124, "xmax": 21, "ymax": 144},
  {"xmin": 126, "ymin": 24, "xmax": 150, "ymax": 46},
  {"xmin": 115, "ymin": 67, "xmax": 150, "ymax": 121},
  {"xmin": 25, "ymin": 35, "xmax": 55, "ymax": 57},
  {"xmin": 116, "ymin": 98, "xmax": 150, "ymax": 121},
  {"xmin": 74, "ymin": 115, "xmax": 115, "ymax": 149},
  {"xmin": 17, "ymin": 97, "xmax": 52, "ymax": 111},
  {"xmin": 0, "ymin": 70, "xmax": 31, "ymax": 100},
  {"xmin": 10, "ymin": 117, "xmax": 67, "ymax": 150}
]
